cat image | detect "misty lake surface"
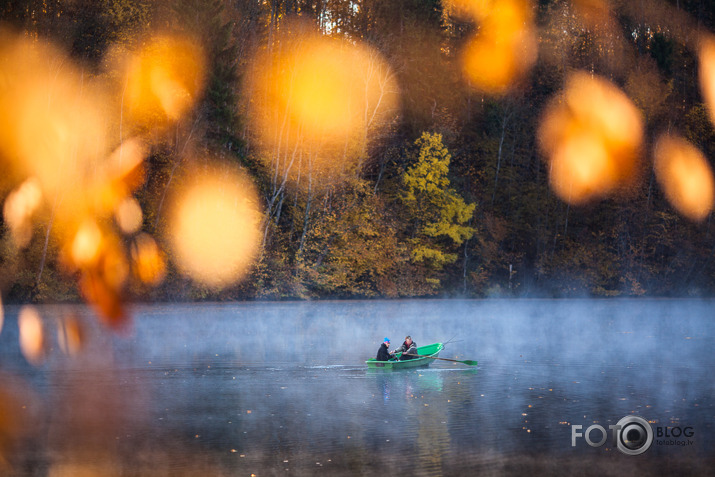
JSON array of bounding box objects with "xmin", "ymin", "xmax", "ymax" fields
[{"xmin": 1, "ymin": 299, "xmax": 714, "ymax": 476}]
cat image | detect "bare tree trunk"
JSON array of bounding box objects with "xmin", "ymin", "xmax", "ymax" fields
[
  {"xmin": 119, "ymin": 75, "xmax": 128, "ymax": 164},
  {"xmin": 363, "ymin": 50, "xmax": 398, "ymax": 193},
  {"xmin": 268, "ymin": 1, "xmax": 278, "ymax": 57},
  {"xmin": 298, "ymin": 154, "xmax": 314, "ymax": 255},
  {"xmin": 492, "ymin": 108, "xmax": 511, "ymax": 205},
  {"xmin": 374, "ymin": 152, "xmax": 387, "ymax": 194},
  {"xmin": 563, "ymin": 202, "xmax": 570, "ymax": 238},
  {"xmin": 462, "ymin": 239, "xmax": 470, "ymax": 295},
  {"xmin": 261, "ymin": 40, "xmax": 303, "ymax": 246},
  {"xmin": 37, "ymin": 195, "xmax": 60, "ymax": 283},
  {"xmin": 153, "ymin": 119, "xmax": 199, "ymax": 230}
]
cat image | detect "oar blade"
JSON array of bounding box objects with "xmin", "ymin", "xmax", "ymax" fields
[{"xmin": 462, "ymin": 360, "xmax": 478, "ymax": 366}]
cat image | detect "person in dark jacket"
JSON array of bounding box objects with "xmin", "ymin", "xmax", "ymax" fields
[
  {"xmin": 396, "ymin": 336, "xmax": 417, "ymax": 360},
  {"xmin": 376, "ymin": 338, "xmax": 393, "ymax": 361}
]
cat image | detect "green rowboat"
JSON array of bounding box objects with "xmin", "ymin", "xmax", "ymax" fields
[{"xmin": 366, "ymin": 342, "xmax": 444, "ymax": 369}]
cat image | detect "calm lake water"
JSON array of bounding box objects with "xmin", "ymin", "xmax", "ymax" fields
[{"xmin": 0, "ymin": 299, "xmax": 713, "ymax": 476}]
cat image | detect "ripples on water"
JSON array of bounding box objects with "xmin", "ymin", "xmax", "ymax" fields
[{"xmin": 0, "ymin": 299, "xmax": 713, "ymax": 475}]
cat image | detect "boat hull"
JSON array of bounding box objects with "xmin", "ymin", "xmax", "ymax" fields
[{"xmin": 366, "ymin": 343, "xmax": 443, "ymax": 370}]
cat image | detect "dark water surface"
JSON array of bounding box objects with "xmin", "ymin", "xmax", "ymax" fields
[{"xmin": 0, "ymin": 299, "xmax": 713, "ymax": 476}]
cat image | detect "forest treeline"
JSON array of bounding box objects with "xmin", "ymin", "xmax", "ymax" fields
[{"xmin": 1, "ymin": 0, "xmax": 714, "ymax": 302}]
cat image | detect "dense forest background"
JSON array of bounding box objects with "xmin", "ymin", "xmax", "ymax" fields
[{"xmin": 1, "ymin": 0, "xmax": 714, "ymax": 304}]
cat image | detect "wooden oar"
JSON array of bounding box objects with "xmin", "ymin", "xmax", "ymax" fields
[{"xmin": 409, "ymin": 354, "xmax": 478, "ymax": 366}]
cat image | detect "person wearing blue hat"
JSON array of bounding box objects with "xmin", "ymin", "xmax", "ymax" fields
[{"xmin": 376, "ymin": 337, "xmax": 393, "ymax": 361}]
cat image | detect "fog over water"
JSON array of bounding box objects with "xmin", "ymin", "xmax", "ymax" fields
[{"xmin": 0, "ymin": 299, "xmax": 713, "ymax": 475}]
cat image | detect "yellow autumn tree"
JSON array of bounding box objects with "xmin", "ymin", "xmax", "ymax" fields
[{"xmin": 401, "ymin": 132, "xmax": 476, "ymax": 276}]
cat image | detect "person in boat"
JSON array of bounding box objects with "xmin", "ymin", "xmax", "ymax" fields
[
  {"xmin": 395, "ymin": 336, "xmax": 417, "ymax": 360},
  {"xmin": 376, "ymin": 337, "xmax": 393, "ymax": 361}
]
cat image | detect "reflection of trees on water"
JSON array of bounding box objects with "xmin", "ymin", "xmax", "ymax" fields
[
  {"xmin": 416, "ymin": 396, "xmax": 451, "ymax": 475},
  {"xmin": 399, "ymin": 372, "xmax": 450, "ymax": 476},
  {"xmin": 369, "ymin": 369, "xmax": 451, "ymax": 474}
]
